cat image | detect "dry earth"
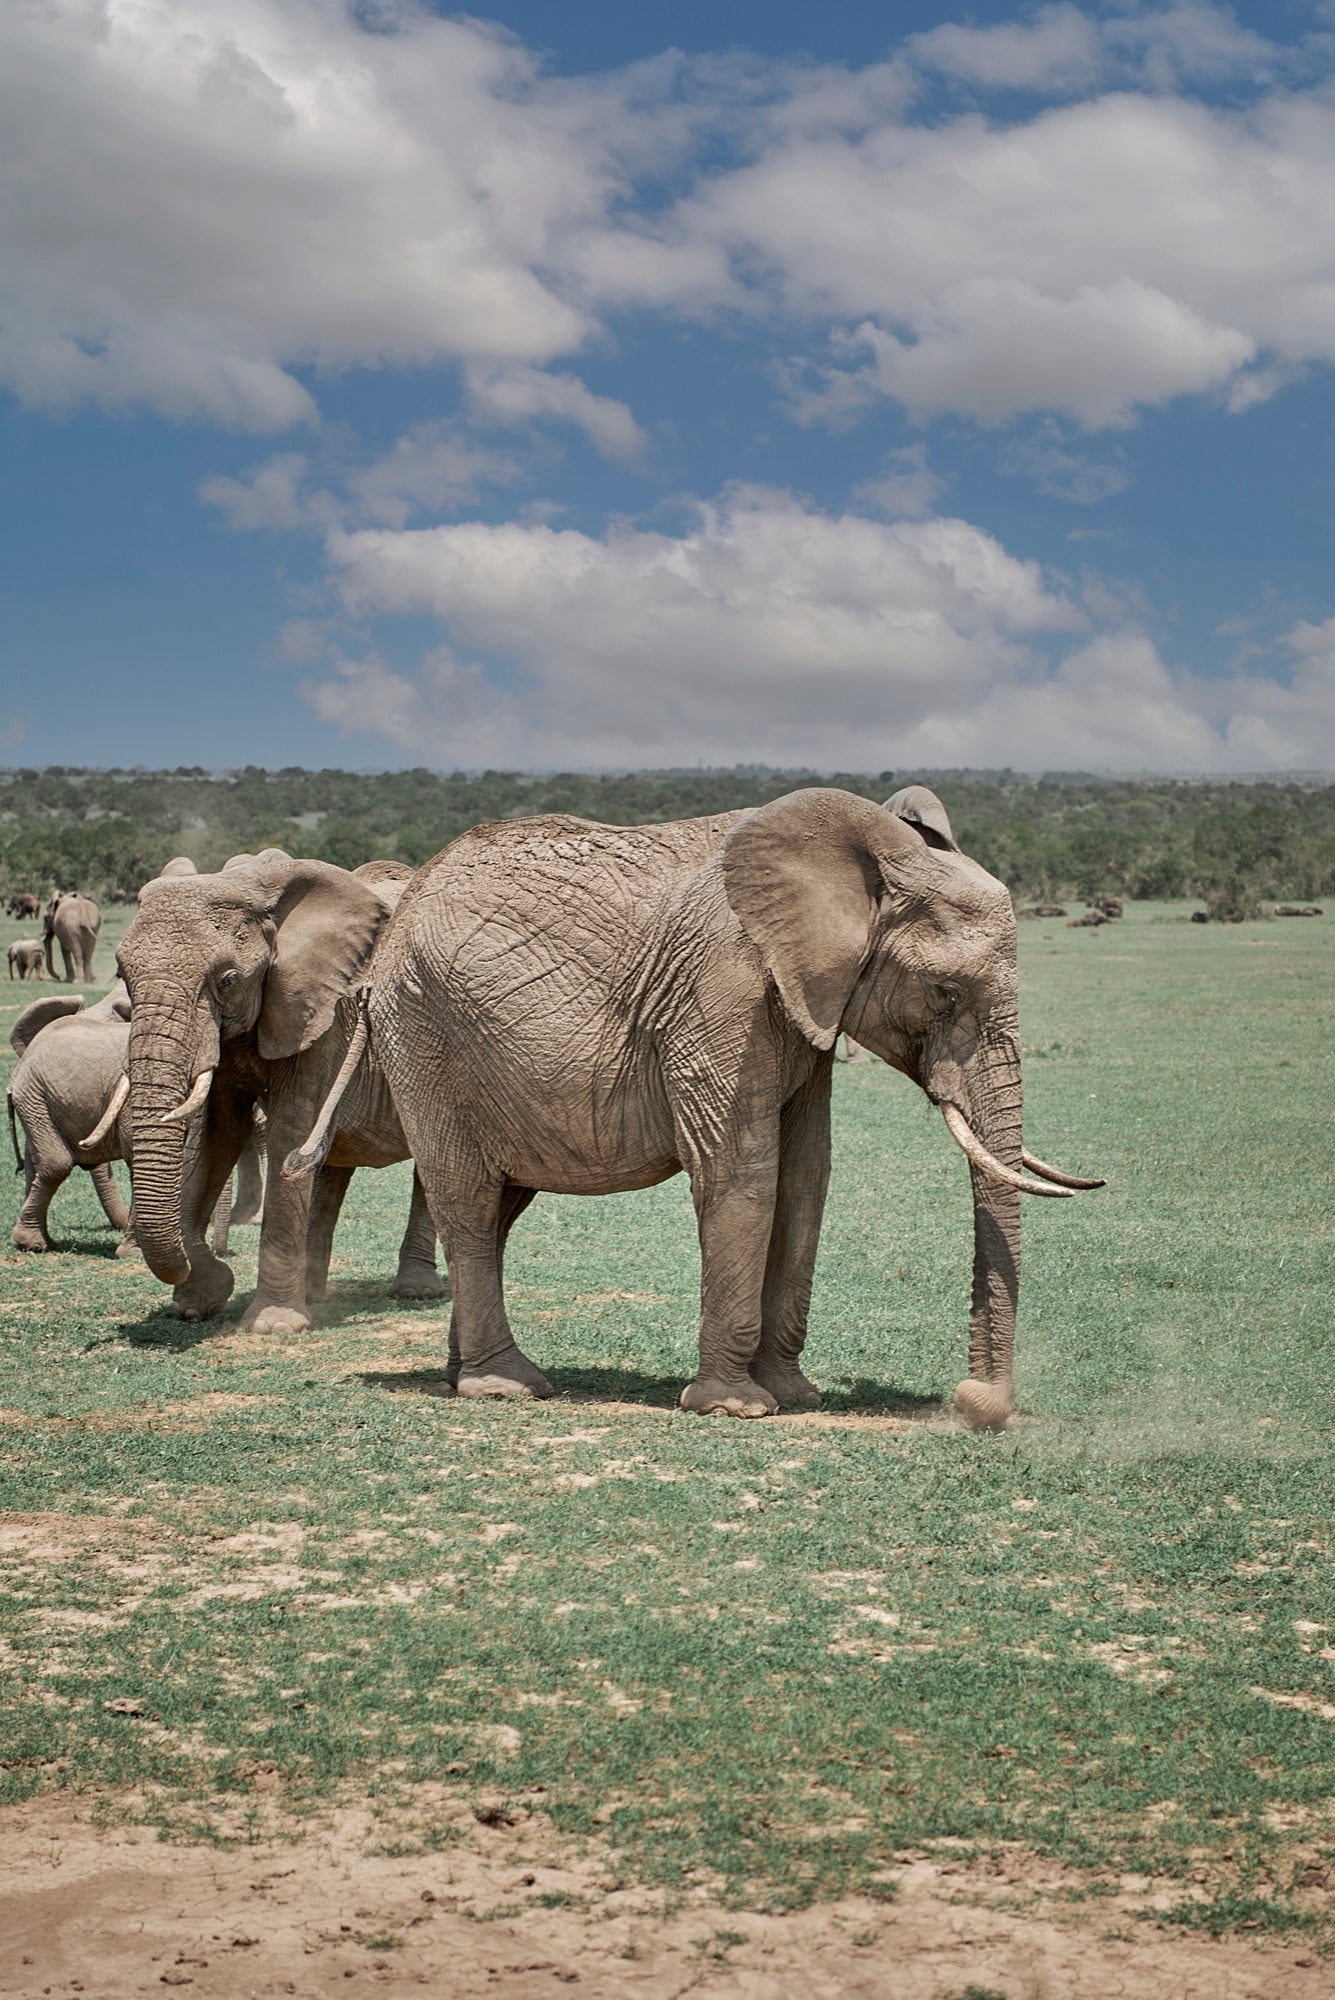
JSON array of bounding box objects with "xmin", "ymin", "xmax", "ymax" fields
[{"xmin": 0, "ymin": 1793, "xmax": 1328, "ymax": 2000}]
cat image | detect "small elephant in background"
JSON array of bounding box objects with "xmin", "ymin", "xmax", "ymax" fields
[
  {"xmin": 44, "ymin": 891, "xmax": 101, "ymax": 983},
  {"xmin": 8, "ymin": 940, "xmax": 45, "ymax": 980},
  {"xmin": 8, "ymin": 891, "xmax": 40, "ymax": 920}
]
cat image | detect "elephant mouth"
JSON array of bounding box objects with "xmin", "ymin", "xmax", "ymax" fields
[{"xmin": 938, "ymin": 1101, "xmax": 1104, "ymax": 1198}]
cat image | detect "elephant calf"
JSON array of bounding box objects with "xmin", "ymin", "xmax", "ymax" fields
[
  {"xmin": 7, "ymin": 989, "xmax": 136, "ymax": 1252},
  {"xmin": 8, "ymin": 940, "xmax": 45, "ymax": 980}
]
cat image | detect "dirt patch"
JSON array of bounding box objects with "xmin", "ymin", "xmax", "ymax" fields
[{"xmin": 0, "ymin": 1792, "xmax": 1327, "ymax": 1999}]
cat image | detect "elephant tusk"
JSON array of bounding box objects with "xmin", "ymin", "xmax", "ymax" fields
[
  {"xmin": 81, "ymin": 1072, "xmax": 130, "ymax": 1149},
  {"xmin": 940, "ymin": 1103, "xmax": 1073, "ymax": 1198},
  {"xmin": 158, "ymin": 1069, "xmax": 214, "ymax": 1128},
  {"xmin": 1020, "ymin": 1147, "xmax": 1105, "ymax": 1191}
]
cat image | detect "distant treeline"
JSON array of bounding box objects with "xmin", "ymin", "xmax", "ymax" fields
[{"xmin": 2, "ymin": 765, "xmax": 1333, "ymax": 911}]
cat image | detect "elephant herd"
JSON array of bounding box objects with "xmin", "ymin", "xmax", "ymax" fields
[
  {"xmin": 6, "ymin": 889, "xmax": 102, "ymax": 982},
  {"xmin": 6, "ymin": 790, "xmax": 1104, "ymax": 1429}
]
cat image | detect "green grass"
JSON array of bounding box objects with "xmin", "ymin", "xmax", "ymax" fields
[{"xmin": 1, "ymin": 902, "xmax": 1332, "ymax": 1938}]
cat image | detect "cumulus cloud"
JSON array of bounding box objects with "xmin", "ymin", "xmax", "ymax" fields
[
  {"xmin": 664, "ymin": 82, "xmax": 1335, "ymax": 429},
  {"xmin": 0, "ymin": 0, "xmax": 608, "ymax": 425},
  {"xmin": 5, "ymin": 3, "xmax": 1334, "ymax": 440},
  {"xmin": 291, "ymin": 487, "xmax": 1335, "ymax": 771},
  {"xmin": 305, "ymin": 486, "xmax": 1086, "ymax": 765}
]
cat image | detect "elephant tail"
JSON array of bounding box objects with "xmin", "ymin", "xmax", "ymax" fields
[{"xmin": 7, "ymin": 1090, "xmax": 23, "ymax": 1175}]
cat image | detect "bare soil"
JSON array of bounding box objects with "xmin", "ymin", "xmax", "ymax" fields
[{"xmin": 0, "ymin": 1793, "xmax": 1327, "ymax": 2000}]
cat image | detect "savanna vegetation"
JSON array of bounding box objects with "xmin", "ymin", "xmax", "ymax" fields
[
  {"xmin": 2, "ymin": 765, "xmax": 1333, "ymax": 913},
  {"xmin": 1, "ymin": 897, "xmax": 1331, "ymax": 1949}
]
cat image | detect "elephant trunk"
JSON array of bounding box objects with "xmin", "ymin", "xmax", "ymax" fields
[
  {"xmin": 931, "ymin": 1022, "xmax": 1026, "ymax": 1433},
  {"xmin": 126, "ymin": 990, "xmax": 211, "ymax": 1287}
]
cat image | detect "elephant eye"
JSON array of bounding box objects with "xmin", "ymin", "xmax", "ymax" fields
[
  {"xmin": 935, "ymin": 981, "xmax": 962, "ymax": 1015},
  {"xmin": 217, "ymin": 969, "xmax": 240, "ymax": 994}
]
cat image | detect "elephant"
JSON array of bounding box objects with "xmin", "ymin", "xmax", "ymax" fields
[
  {"xmin": 7, "ymin": 987, "xmax": 267, "ymax": 1258},
  {"xmin": 8, "ymin": 940, "xmax": 45, "ymax": 980},
  {"xmin": 331, "ymin": 785, "xmax": 1100, "ymax": 1428},
  {"xmin": 44, "ymin": 891, "xmax": 101, "ymax": 983},
  {"xmin": 8, "ymin": 986, "xmax": 137, "ymax": 1252},
  {"xmin": 8, "ymin": 891, "xmax": 40, "ymax": 920},
  {"xmin": 114, "ymin": 850, "xmax": 445, "ymax": 1330}
]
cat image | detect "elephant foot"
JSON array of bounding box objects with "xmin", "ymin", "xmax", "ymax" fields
[
  {"xmin": 172, "ymin": 1260, "xmax": 236, "ymax": 1322},
  {"xmin": 390, "ymin": 1265, "xmax": 450, "ymax": 1301},
  {"xmin": 679, "ymin": 1375, "xmax": 779, "ymax": 1419},
  {"xmin": 751, "ymin": 1361, "xmax": 822, "ymax": 1411},
  {"xmin": 11, "ymin": 1226, "xmax": 51, "ymax": 1253},
  {"xmin": 953, "ymin": 1378, "xmax": 1016, "ymax": 1433},
  {"xmin": 456, "ymin": 1344, "xmax": 552, "ymax": 1401},
  {"xmin": 242, "ymin": 1303, "xmax": 313, "ymax": 1337}
]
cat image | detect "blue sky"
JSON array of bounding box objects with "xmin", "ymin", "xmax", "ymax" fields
[{"xmin": 4, "ymin": 0, "xmax": 1335, "ymax": 772}]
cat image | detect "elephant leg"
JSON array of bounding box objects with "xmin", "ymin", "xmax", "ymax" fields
[
  {"xmin": 241, "ymin": 1102, "xmax": 319, "ymax": 1335},
  {"xmin": 390, "ymin": 1169, "xmax": 450, "ymax": 1300},
  {"xmin": 304, "ymin": 1164, "xmax": 354, "ymax": 1306},
  {"xmin": 231, "ymin": 1133, "xmax": 265, "ymax": 1227},
  {"xmin": 428, "ymin": 1162, "xmax": 548, "ymax": 1399},
  {"xmin": 751, "ymin": 1071, "xmax": 832, "ymax": 1411},
  {"xmin": 680, "ymin": 1133, "xmax": 781, "ymax": 1419},
  {"xmin": 13, "ymin": 1149, "xmax": 70, "ymax": 1252},
  {"xmin": 89, "ymin": 1161, "xmax": 131, "ymax": 1235},
  {"xmin": 211, "ymin": 1175, "xmax": 233, "ymax": 1256}
]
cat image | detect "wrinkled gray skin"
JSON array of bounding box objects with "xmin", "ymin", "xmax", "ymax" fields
[
  {"xmin": 368, "ymin": 787, "xmax": 1086, "ymax": 1429},
  {"xmin": 8, "ymin": 940, "xmax": 45, "ymax": 980},
  {"xmin": 44, "ymin": 892, "xmax": 101, "ymax": 983},
  {"xmin": 8, "ymin": 987, "xmax": 136, "ymax": 1251},
  {"xmin": 117, "ymin": 851, "xmax": 444, "ymax": 1329}
]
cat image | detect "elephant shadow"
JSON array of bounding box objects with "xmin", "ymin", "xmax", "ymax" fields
[{"xmin": 354, "ymin": 1362, "xmax": 947, "ymax": 1419}]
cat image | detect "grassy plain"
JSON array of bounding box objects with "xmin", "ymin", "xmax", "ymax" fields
[{"xmin": 0, "ymin": 902, "xmax": 1331, "ymax": 1941}]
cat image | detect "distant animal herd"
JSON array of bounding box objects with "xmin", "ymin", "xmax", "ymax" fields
[{"xmin": 3, "ymin": 791, "xmax": 1312, "ymax": 1426}]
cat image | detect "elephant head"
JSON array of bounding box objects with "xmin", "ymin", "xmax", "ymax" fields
[
  {"xmin": 722, "ymin": 787, "xmax": 1101, "ymax": 1429},
  {"xmin": 116, "ymin": 851, "xmax": 391, "ymax": 1291}
]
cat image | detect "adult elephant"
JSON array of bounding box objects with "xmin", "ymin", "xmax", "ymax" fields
[
  {"xmin": 116, "ymin": 850, "xmax": 444, "ymax": 1328},
  {"xmin": 44, "ymin": 892, "xmax": 101, "ymax": 983},
  {"xmin": 348, "ymin": 787, "xmax": 1100, "ymax": 1429}
]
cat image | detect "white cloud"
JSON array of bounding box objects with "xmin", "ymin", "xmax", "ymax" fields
[
  {"xmin": 310, "ymin": 485, "xmax": 1083, "ymax": 764},
  {"xmin": 199, "ymin": 454, "xmax": 312, "ymax": 531},
  {"xmin": 6, "ymin": 4, "xmax": 1334, "ymax": 441},
  {"xmin": 854, "ymin": 444, "xmax": 947, "ymax": 519},
  {"xmin": 292, "ymin": 488, "xmax": 1335, "ymax": 771},
  {"xmin": 908, "ymin": 5, "xmax": 1104, "ymax": 94},
  {"xmin": 464, "ymin": 364, "xmax": 646, "ymax": 460},
  {"xmin": 0, "ymin": 0, "xmax": 608, "ymax": 426},
  {"xmin": 345, "ymin": 426, "xmax": 521, "ymax": 529},
  {"xmin": 200, "ymin": 427, "xmax": 519, "ymax": 532}
]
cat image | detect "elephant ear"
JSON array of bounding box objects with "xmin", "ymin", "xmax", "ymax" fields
[
  {"xmin": 11, "ymin": 994, "xmax": 84, "ymax": 1057},
  {"xmin": 722, "ymin": 789, "xmax": 920, "ymax": 1050},
  {"xmin": 254, "ymin": 860, "xmax": 390, "ymax": 1061},
  {"xmin": 883, "ymin": 785, "xmax": 959, "ymax": 851},
  {"xmin": 85, "ymin": 979, "xmax": 132, "ymax": 1024}
]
